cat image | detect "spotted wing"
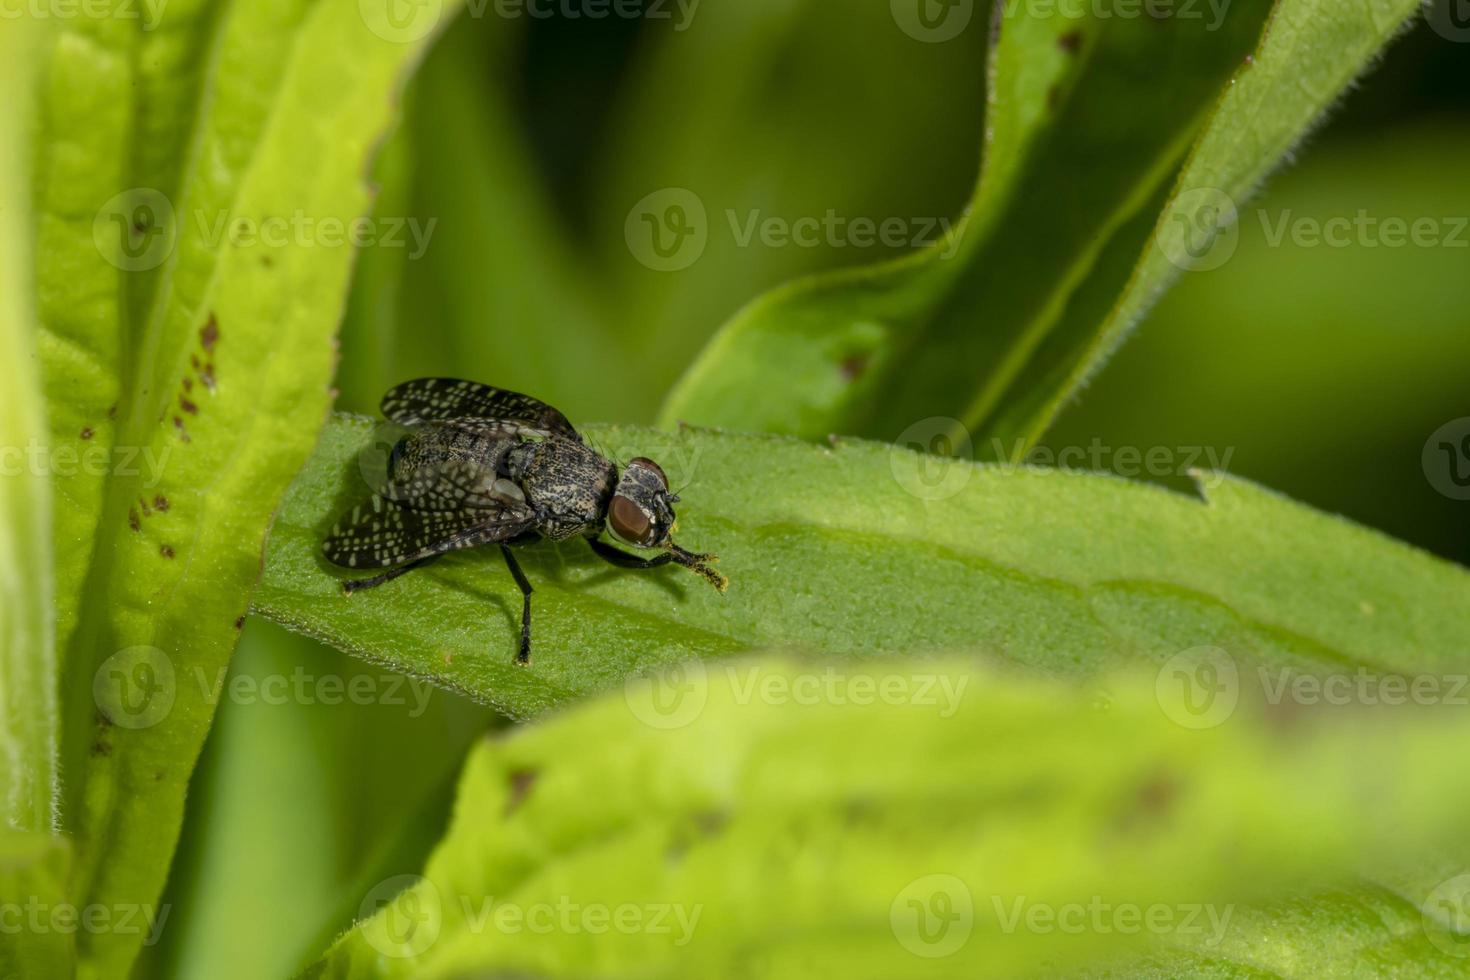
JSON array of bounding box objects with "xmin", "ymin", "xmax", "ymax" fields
[
  {"xmin": 322, "ymin": 495, "xmax": 534, "ymax": 570},
  {"xmin": 381, "ymin": 378, "xmax": 580, "ymax": 439}
]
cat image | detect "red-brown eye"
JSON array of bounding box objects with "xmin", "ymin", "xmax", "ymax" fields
[
  {"xmin": 609, "ymin": 496, "xmax": 653, "ymax": 546},
  {"xmin": 630, "ymin": 457, "xmax": 667, "ymax": 488}
]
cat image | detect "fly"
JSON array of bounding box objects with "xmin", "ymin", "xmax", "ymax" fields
[{"xmin": 322, "ymin": 378, "xmax": 726, "ymax": 665}]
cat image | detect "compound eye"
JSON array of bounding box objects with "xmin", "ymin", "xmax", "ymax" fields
[
  {"xmin": 609, "ymin": 496, "xmax": 654, "ymax": 546},
  {"xmin": 630, "ymin": 456, "xmax": 667, "ymax": 489}
]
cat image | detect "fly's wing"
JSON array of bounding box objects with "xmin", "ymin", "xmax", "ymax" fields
[
  {"xmin": 322, "ymin": 495, "xmax": 535, "ymax": 570},
  {"xmin": 382, "ymin": 378, "xmax": 580, "ymax": 440}
]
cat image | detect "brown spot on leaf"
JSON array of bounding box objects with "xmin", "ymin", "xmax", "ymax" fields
[
  {"xmin": 1243, "ymin": 53, "xmax": 1254, "ymax": 67},
  {"xmin": 160, "ymin": 544, "xmax": 175, "ymax": 559},
  {"xmin": 139, "ymin": 496, "xmax": 152, "ymax": 517},
  {"xmin": 173, "ymin": 417, "xmax": 191, "ymax": 442},
  {"xmin": 128, "ymin": 508, "xmax": 141, "ymax": 532},
  {"xmin": 190, "ymin": 354, "xmax": 200, "ymax": 370},
  {"xmin": 154, "ymin": 495, "xmax": 169, "ymax": 512},
  {"xmin": 107, "ymin": 403, "xmax": 118, "ymax": 419},
  {"xmin": 505, "ymin": 770, "xmax": 538, "ymax": 816},
  {"xmin": 91, "ymin": 739, "xmax": 112, "ymax": 757},
  {"xmin": 839, "ymin": 353, "xmax": 868, "ymax": 382},
  {"xmin": 182, "ymin": 377, "xmax": 193, "ymax": 392},
  {"xmin": 80, "ymin": 426, "xmax": 94, "ymax": 440},
  {"xmin": 180, "ymin": 396, "xmax": 198, "ymax": 415},
  {"xmin": 1135, "ymin": 774, "xmax": 1177, "ymax": 815},
  {"xmin": 1058, "ymin": 30, "xmax": 1083, "ymax": 53},
  {"xmin": 200, "ymin": 363, "xmax": 217, "ymax": 392},
  {"xmin": 234, "ymin": 615, "xmax": 246, "ymax": 630},
  {"xmin": 200, "ymin": 313, "xmax": 219, "ymax": 352}
]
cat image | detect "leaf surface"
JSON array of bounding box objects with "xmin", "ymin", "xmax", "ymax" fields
[{"xmin": 255, "ymin": 416, "xmax": 1470, "ymax": 719}]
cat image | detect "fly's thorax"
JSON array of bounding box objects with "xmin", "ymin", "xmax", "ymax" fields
[{"xmin": 512, "ymin": 437, "xmax": 616, "ymax": 531}]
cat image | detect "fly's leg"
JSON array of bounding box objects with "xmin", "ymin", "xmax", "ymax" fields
[
  {"xmin": 343, "ymin": 555, "xmax": 442, "ymax": 594},
  {"xmin": 500, "ymin": 545, "xmax": 534, "ymax": 666},
  {"xmin": 587, "ymin": 538, "xmax": 675, "ymax": 570}
]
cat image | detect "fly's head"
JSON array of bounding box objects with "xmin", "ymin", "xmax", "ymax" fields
[
  {"xmin": 607, "ymin": 456, "xmax": 726, "ymax": 592},
  {"xmin": 608, "ymin": 457, "xmax": 677, "ymax": 549}
]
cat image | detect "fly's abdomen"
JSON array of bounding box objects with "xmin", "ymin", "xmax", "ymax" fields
[{"xmin": 384, "ymin": 422, "xmax": 526, "ymax": 512}]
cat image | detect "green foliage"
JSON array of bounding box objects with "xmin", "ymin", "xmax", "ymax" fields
[
  {"xmin": 0, "ymin": 0, "xmax": 1459, "ymax": 976},
  {"xmin": 255, "ymin": 415, "xmax": 1470, "ymax": 719},
  {"xmin": 309, "ymin": 660, "xmax": 1470, "ymax": 977},
  {"xmin": 659, "ymin": 0, "xmax": 1422, "ymax": 454},
  {"xmin": 18, "ymin": 2, "xmax": 458, "ymax": 975}
]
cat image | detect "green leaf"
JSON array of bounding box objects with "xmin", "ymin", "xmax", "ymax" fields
[
  {"xmin": 0, "ymin": 14, "xmax": 59, "ymax": 839},
  {"xmin": 254, "ymin": 415, "xmax": 1470, "ymax": 718},
  {"xmin": 27, "ymin": 3, "xmax": 459, "ymax": 974},
  {"xmin": 657, "ymin": 0, "xmax": 1418, "ymax": 455},
  {"xmin": 307, "ymin": 659, "xmax": 1470, "ymax": 977},
  {"xmin": 1032, "ymin": 0, "xmax": 1427, "ymax": 454},
  {"xmin": 143, "ymin": 623, "xmax": 489, "ymax": 980}
]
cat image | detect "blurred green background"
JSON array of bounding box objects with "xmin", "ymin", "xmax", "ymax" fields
[{"xmin": 143, "ymin": 7, "xmax": 1469, "ymax": 977}]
